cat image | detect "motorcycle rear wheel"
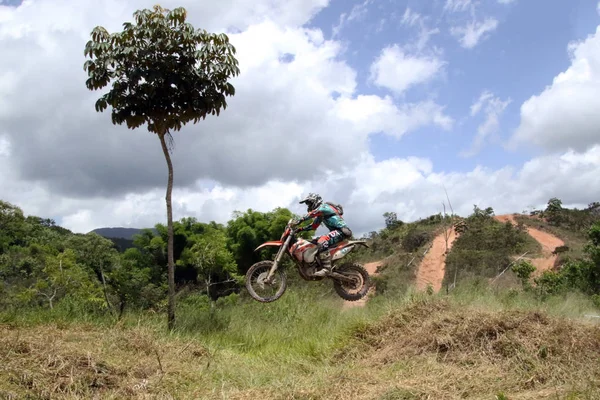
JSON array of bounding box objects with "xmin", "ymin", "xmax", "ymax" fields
[
  {"xmin": 332, "ymin": 262, "xmax": 370, "ymax": 301},
  {"xmin": 245, "ymin": 260, "xmax": 287, "ymax": 303}
]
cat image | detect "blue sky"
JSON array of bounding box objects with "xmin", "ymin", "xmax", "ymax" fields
[{"xmin": 307, "ymin": 0, "xmax": 600, "ymax": 172}]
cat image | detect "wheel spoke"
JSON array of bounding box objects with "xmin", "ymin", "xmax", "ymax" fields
[{"xmin": 245, "ymin": 261, "xmax": 287, "ymax": 303}]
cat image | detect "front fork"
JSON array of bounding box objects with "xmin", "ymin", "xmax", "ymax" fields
[{"xmin": 265, "ymin": 235, "xmax": 292, "ymax": 282}]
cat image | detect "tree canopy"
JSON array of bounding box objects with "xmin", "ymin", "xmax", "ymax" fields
[{"xmin": 84, "ymin": 5, "xmax": 240, "ymax": 134}]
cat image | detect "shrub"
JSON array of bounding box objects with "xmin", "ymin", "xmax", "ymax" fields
[{"xmin": 402, "ymin": 229, "xmax": 430, "ymax": 252}]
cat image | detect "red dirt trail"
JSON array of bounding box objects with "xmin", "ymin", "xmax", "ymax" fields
[
  {"xmin": 347, "ymin": 213, "xmax": 565, "ymax": 304},
  {"xmin": 494, "ymin": 214, "xmax": 565, "ymax": 277},
  {"xmin": 414, "ymin": 214, "xmax": 566, "ymax": 294},
  {"xmin": 415, "ymin": 227, "xmax": 459, "ymax": 292},
  {"xmin": 343, "ymin": 260, "xmax": 382, "ymax": 309}
]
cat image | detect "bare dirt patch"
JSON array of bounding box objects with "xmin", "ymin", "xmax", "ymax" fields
[{"xmin": 415, "ymin": 227, "xmax": 459, "ymax": 292}]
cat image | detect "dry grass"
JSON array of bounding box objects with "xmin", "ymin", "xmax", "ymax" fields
[
  {"xmin": 338, "ymin": 297, "xmax": 600, "ymax": 399},
  {"xmin": 1, "ymin": 296, "xmax": 599, "ymax": 399},
  {"xmin": 0, "ymin": 323, "xmax": 210, "ymax": 399}
]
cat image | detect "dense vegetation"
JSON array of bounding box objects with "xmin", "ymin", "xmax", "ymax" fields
[
  {"xmin": 3, "ymin": 196, "xmax": 600, "ymax": 318},
  {"xmin": 523, "ymin": 200, "xmax": 600, "ymax": 306},
  {"xmin": 354, "ymin": 199, "xmax": 600, "ymax": 307},
  {"xmin": 443, "ymin": 205, "xmax": 541, "ymax": 287},
  {"xmin": 0, "ymin": 199, "xmax": 312, "ymax": 318}
]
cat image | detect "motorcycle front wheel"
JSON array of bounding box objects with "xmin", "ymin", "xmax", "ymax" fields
[{"xmin": 245, "ymin": 260, "xmax": 287, "ymax": 303}]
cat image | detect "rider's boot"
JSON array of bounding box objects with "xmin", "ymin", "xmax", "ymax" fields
[{"xmin": 314, "ymin": 250, "xmax": 333, "ymax": 277}]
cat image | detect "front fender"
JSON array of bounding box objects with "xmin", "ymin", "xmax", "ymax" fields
[{"xmin": 254, "ymin": 241, "xmax": 283, "ymax": 252}]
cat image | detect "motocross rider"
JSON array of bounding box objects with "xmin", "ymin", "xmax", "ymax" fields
[{"xmin": 293, "ymin": 193, "xmax": 353, "ymax": 277}]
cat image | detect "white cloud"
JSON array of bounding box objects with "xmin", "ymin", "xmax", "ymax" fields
[
  {"xmin": 335, "ymin": 96, "xmax": 453, "ymax": 138},
  {"xmin": 444, "ymin": 0, "xmax": 472, "ymax": 13},
  {"xmin": 462, "ymin": 91, "xmax": 511, "ymax": 156},
  {"xmin": 451, "ymin": 17, "xmax": 499, "ymax": 49},
  {"xmin": 1, "ymin": 0, "xmax": 597, "ymax": 241},
  {"xmin": 369, "ymin": 44, "xmax": 445, "ymax": 95},
  {"xmin": 332, "ymin": 0, "xmax": 372, "ymax": 38},
  {"xmin": 6, "ymin": 145, "xmax": 598, "ymax": 236},
  {"xmin": 400, "ymin": 8, "xmax": 441, "ymax": 51},
  {"xmin": 401, "ymin": 7, "xmax": 421, "ymax": 26},
  {"xmin": 511, "ymin": 25, "xmax": 600, "ymax": 152},
  {"xmin": 443, "ymin": 0, "xmax": 500, "ymax": 49},
  {"xmin": 0, "ymin": 135, "xmax": 10, "ymax": 156}
]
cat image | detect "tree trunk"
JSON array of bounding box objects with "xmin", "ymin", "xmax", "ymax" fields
[
  {"xmin": 99, "ymin": 265, "xmax": 115, "ymax": 317},
  {"xmin": 159, "ymin": 132, "xmax": 176, "ymax": 330}
]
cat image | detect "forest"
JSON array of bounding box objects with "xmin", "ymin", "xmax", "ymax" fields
[{"xmin": 0, "ymin": 199, "xmax": 317, "ymax": 318}]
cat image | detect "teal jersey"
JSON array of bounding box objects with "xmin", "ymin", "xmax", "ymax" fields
[{"xmin": 299, "ymin": 203, "xmax": 347, "ymax": 232}]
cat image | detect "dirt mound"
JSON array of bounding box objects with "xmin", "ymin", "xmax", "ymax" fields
[
  {"xmin": 415, "ymin": 227, "xmax": 458, "ymax": 292},
  {"xmin": 495, "ymin": 214, "xmax": 565, "ymax": 276},
  {"xmin": 341, "ymin": 299, "xmax": 600, "ymax": 397}
]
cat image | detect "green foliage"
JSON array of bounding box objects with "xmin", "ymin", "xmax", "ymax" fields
[
  {"xmin": 445, "ymin": 205, "xmax": 537, "ymax": 285},
  {"xmin": 511, "ymin": 260, "xmax": 536, "ymax": 289},
  {"xmin": 0, "ymin": 200, "xmax": 27, "ymax": 252},
  {"xmin": 532, "ymin": 197, "xmax": 600, "ymax": 232},
  {"xmin": 472, "ymin": 204, "xmax": 495, "ymax": 219},
  {"xmin": 0, "ymin": 199, "xmax": 320, "ymax": 316},
  {"xmin": 226, "ymin": 208, "xmax": 311, "ymax": 273},
  {"xmin": 383, "ymin": 212, "xmax": 404, "ymax": 230},
  {"xmin": 533, "ymin": 222, "xmax": 600, "ymax": 299},
  {"xmin": 83, "ymin": 5, "xmax": 240, "ymax": 133},
  {"xmin": 401, "ymin": 227, "xmax": 430, "ymax": 252}
]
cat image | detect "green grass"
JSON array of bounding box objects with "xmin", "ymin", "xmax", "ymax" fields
[{"xmin": 446, "ymin": 277, "xmax": 600, "ymax": 318}]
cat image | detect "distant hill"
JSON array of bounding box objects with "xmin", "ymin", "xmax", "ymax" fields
[
  {"xmin": 89, "ymin": 227, "xmax": 159, "ymax": 253},
  {"xmin": 89, "ymin": 227, "xmax": 148, "ymax": 240}
]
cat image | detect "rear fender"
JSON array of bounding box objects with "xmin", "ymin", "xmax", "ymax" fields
[
  {"xmin": 331, "ymin": 240, "xmax": 369, "ymax": 261},
  {"xmin": 332, "ymin": 244, "xmax": 356, "ymax": 261},
  {"xmin": 348, "ymin": 240, "xmax": 369, "ymax": 248},
  {"xmin": 254, "ymin": 241, "xmax": 283, "ymax": 252}
]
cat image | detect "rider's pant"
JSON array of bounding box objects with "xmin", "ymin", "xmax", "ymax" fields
[{"xmin": 316, "ymin": 227, "xmax": 352, "ymax": 253}]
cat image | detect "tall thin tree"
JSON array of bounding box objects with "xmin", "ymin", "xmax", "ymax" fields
[{"xmin": 83, "ymin": 5, "xmax": 240, "ymax": 329}]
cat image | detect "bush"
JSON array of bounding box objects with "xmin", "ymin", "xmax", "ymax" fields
[
  {"xmin": 402, "ymin": 229, "xmax": 430, "ymax": 252},
  {"xmin": 512, "ymin": 260, "xmax": 536, "ymax": 289}
]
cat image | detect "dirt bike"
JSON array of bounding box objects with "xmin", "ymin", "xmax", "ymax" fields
[{"xmin": 245, "ymin": 218, "xmax": 371, "ymax": 303}]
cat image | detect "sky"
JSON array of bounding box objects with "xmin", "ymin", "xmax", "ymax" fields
[{"xmin": 0, "ymin": 0, "xmax": 599, "ymax": 237}]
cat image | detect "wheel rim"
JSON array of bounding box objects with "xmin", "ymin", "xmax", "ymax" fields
[
  {"xmin": 338, "ymin": 269, "xmax": 365, "ymax": 296},
  {"xmin": 248, "ymin": 265, "xmax": 284, "ymax": 300}
]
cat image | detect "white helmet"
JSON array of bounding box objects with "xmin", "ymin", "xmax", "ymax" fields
[{"xmin": 299, "ymin": 192, "xmax": 323, "ymax": 212}]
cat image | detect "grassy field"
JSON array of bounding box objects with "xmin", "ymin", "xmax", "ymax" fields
[{"xmin": 1, "ymin": 281, "xmax": 599, "ymax": 400}]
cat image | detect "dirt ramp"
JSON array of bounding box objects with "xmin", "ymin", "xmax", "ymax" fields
[
  {"xmin": 495, "ymin": 214, "xmax": 565, "ymax": 276},
  {"xmin": 415, "ymin": 227, "xmax": 458, "ymax": 292}
]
